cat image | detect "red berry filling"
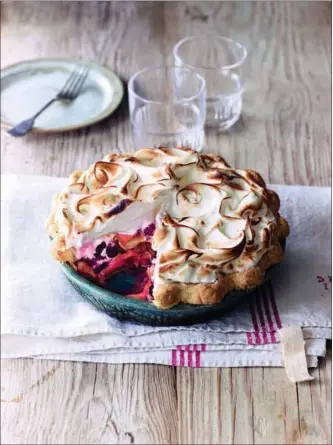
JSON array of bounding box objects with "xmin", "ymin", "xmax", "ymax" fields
[{"xmin": 74, "ymin": 223, "xmax": 156, "ymax": 300}]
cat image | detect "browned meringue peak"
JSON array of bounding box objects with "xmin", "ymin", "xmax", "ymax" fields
[{"xmin": 47, "ymin": 147, "xmax": 283, "ymax": 284}]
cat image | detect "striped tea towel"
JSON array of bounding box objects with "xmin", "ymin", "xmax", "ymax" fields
[{"xmin": 1, "ymin": 175, "xmax": 331, "ymax": 369}]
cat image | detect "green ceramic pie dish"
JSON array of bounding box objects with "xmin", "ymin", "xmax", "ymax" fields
[{"xmin": 60, "ymin": 240, "xmax": 286, "ymax": 326}]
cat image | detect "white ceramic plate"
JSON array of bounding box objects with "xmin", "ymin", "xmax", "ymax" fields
[{"xmin": 1, "ymin": 58, "xmax": 124, "ymax": 133}]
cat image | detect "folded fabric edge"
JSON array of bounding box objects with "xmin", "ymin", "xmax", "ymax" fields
[
  {"xmin": 9, "ymin": 351, "xmax": 319, "ymax": 369},
  {"xmin": 1, "ymin": 336, "xmax": 327, "ymax": 358}
]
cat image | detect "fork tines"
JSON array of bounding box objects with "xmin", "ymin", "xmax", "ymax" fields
[{"xmin": 60, "ymin": 64, "xmax": 90, "ymax": 100}]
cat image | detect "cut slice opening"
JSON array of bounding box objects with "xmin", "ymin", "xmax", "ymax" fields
[{"xmin": 74, "ymin": 223, "xmax": 156, "ymax": 300}]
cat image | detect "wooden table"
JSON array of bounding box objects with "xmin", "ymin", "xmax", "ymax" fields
[{"xmin": 1, "ymin": 2, "xmax": 331, "ymax": 444}]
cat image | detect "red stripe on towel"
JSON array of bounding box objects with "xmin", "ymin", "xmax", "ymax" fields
[
  {"xmin": 247, "ymin": 332, "xmax": 253, "ymax": 344},
  {"xmin": 256, "ymin": 291, "xmax": 269, "ymax": 344},
  {"xmin": 179, "ymin": 350, "xmax": 185, "ymax": 367},
  {"xmin": 268, "ymin": 281, "xmax": 282, "ymax": 329},
  {"xmin": 195, "ymin": 350, "xmax": 201, "ymax": 367},
  {"xmin": 262, "ymin": 285, "xmax": 277, "ymax": 343},
  {"xmin": 171, "ymin": 349, "xmax": 177, "ymax": 366},
  {"xmin": 250, "ymin": 296, "xmax": 262, "ymax": 344}
]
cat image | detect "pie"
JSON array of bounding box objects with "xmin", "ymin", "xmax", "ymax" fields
[{"xmin": 46, "ymin": 147, "xmax": 289, "ymax": 309}]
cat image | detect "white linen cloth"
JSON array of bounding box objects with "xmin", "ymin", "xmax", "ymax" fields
[{"xmin": 1, "ymin": 175, "xmax": 331, "ymax": 368}]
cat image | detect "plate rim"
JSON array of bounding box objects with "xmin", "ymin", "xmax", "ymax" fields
[{"xmin": 0, "ymin": 57, "xmax": 124, "ymax": 133}]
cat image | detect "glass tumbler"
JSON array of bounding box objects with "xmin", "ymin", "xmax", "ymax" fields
[
  {"xmin": 128, "ymin": 66, "xmax": 206, "ymax": 151},
  {"xmin": 173, "ymin": 36, "xmax": 247, "ymax": 131}
]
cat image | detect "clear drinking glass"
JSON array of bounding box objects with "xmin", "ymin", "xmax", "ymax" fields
[
  {"xmin": 128, "ymin": 66, "xmax": 206, "ymax": 151},
  {"xmin": 173, "ymin": 36, "xmax": 247, "ymax": 131}
]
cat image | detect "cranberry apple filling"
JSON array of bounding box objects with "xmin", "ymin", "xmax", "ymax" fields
[{"xmin": 75, "ymin": 223, "xmax": 156, "ymax": 300}]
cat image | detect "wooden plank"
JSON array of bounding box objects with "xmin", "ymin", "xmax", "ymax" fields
[
  {"xmin": 177, "ymin": 360, "xmax": 332, "ymax": 445},
  {"xmin": 1, "ymin": 1, "xmax": 331, "ymax": 186},
  {"xmin": 1, "ymin": 1, "xmax": 166, "ymax": 177},
  {"xmin": 1, "ymin": 359, "xmax": 178, "ymax": 444},
  {"xmin": 177, "ymin": 368, "xmax": 224, "ymax": 444},
  {"xmin": 3, "ymin": 357, "xmax": 330, "ymax": 444},
  {"xmin": 164, "ymin": 1, "xmax": 331, "ymax": 186}
]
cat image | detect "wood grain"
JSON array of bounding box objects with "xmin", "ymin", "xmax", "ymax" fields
[
  {"xmin": 177, "ymin": 356, "xmax": 332, "ymax": 445},
  {"xmin": 1, "ymin": 2, "xmax": 331, "ymax": 444},
  {"xmin": 1, "ymin": 1, "xmax": 331, "ymax": 185},
  {"xmin": 1, "ymin": 360, "xmax": 178, "ymax": 444}
]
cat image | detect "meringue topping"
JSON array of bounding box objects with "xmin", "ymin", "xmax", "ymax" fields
[{"xmin": 47, "ymin": 147, "xmax": 281, "ymax": 285}]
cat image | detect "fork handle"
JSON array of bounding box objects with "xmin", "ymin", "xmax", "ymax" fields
[{"xmin": 7, "ymin": 97, "xmax": 57, "ymax": 137}]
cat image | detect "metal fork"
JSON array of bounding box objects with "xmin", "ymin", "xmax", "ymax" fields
[{"xmin": 7, "ymin": 65, "xmax": 90, "ymax": 137}]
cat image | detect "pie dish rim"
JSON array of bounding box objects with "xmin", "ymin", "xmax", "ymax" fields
[{"xmin": 58, "ymin": 239, "xmax": 286, "ymax": 325}]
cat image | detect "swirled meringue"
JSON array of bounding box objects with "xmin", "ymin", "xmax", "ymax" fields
[{"xmin": 46, "ymin": 147, "xmax": 289, "ymax": 302}]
